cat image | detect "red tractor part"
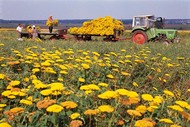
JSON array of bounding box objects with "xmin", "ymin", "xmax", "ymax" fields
[{"xmin": 132, "ymin": 30, "xmax": 148, "ymax": 44}]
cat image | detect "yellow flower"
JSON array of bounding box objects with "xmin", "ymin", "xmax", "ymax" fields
[
  {"xmin": 92, "ymin": 51, "xmax": 100, "ymax": 56},
  {"xmin": 98, "ymin": 105, "xmax": 114, "ymax": 113},
  {"xmin": 81, "ymin": 63, "xmax": 90, "ymax": 69},
  {"xmin": 2, "ymin": 90, "xmax": 12, "ymax": 96},
  {"xmin": 134, "ymin": 119, "xmax": 154, "ymax": 127},
  {"xmin": 80, "ymin": 84, "xmax": 100, "ymax": 91},
  {"xmin": 98, "ymin": 82, "xmax": 108, "ymax": 87},
  {"xmin": 70, "ymin": 113, "xmax": 80, "ymax": 120},
  {"xmin": 120, "ymin": 97, "xmax": 140, "ymax": 105},
  {"xmin": 0, "ymin": 104, "xmax": 7, "ymax": 108},
  {"xmin": 9, "ymin": 80, "xmax": 20, "ymax": 86},
  {"xmin": 85, "ymin": 90, "xmax": 93, "ymax": 95},
  {"xmin": 116, "ymin": 89, "xmax": 129, "ymax": 96},
  {"xmin": 0, "ymin": 43, "xmax": 5, "ymax": 46},
  {"xmin": 24, "ymin": 77, "xmax": 29, "ymax": 82},
  {"xmin": 141, "ymin": 94, "xmax": 154, "ymax": 101},
  {"xmin": 40, "ymin": 89, "xmax": 52, "ymax": 96},
  {"xmin": 32, "ymin": 68, "xmax": 40, "ymax": 73},
  {"xmin": 159, "ymin": 118, "xmax": 173, "ymax": 124},
  {"xmin": 132, "ymin": 82, "xmax": 139, "ymax": 87},
  {"xmin": 135, "ymin": 105, "xmax": 147, "ymax": 114},
  {"xmin": 157, "ymin": 68, "xmax": 161, "ymax": 72},
  {"xmin": 60, "ymin": 70, "xmax": 68, "ymax": 74},
  {"xmin": 0, "ymin": 122, "xmax": 11, "ymax": 127},
  {"xmin": 98, "ymin": 91, "xmax": 118, "ymax": 99},
  {"xmin": 7, "ymin": 95, "xmax": 16, "ymax": 99},
  {"xmin": 126, "ymin": 91, "xmax": 139, "ymax": 98},
  {"xmin": 18, "ymin": 91, "xmax": 26, "ymax": 96},
  {"xmin": 167, "ymin": 63, "xmax": 174, "ymax": 67},
  {"xmin": 175, "ymin": 101, "xmax": 189, "ymax": 108},
  {"xmin": 147, "ymin": 106, "xmax": 158, "ymax": 112},
  {"xmin": 46, "ymin": 104, "xmax": 63, "ymax": 113},
  {"xmin": 162, "ymin": 57, "xmax": 168, "ymax": 61},
  {"xmin": 84, "ymin": 109, "xmax": 98, "ymax": 115},
  {"xmin": 167, "ymin": 105, "xmax": 184, "ymax": 112},
  {"xmin": 153, "ymin": 96, "xmax": 163, "ymax": 105},
  {"xmin": 0, "ymin": 73, "xmax": 5, "ymax": 79},
  {"xmin": 20, "ymin": 99, "xmax": 33, "ymax": 105},
  {"xmin": 78, "ymin": 78, "xmax": 85, "ymax": 83},
  {"xmin": 106, "ymin": 74, "xmax": 114, "ymax": 79},
  {"xmin": 57, "ymin": 77, "xmax": 63, "ymax": 82},
  {"xmin": 163, "ymin": 90, "xmax": 174, "ymax": 97},
  {"xmin": 32, "ymin": 80, "xmax": 47, "ymax": 89},
  {"xmin": 41, "ymin": 61, "xmax": 51, "ymax": 66},
  {"xmin": 170, "ymin": 124, "xmax": 182, "ymax": 127},
  {"xmin": 53, "ymin": 19, "xmax": 59, "ymax": 26},
  {"xmin": 186, "ymin": 105, "xmax": 190, "ymax": 110},
  {"xmin": 10, "ymin": 107, "xmax": 24, "ymax": 113},
  {"xmin": 59, "ymin": 65, "xmax": 67, "ymax": 70},
  {"xmin": 121, "ymin": 71, "xmax": 131, "ymax": 76},
  {"xmin": 48, "ymin": 82, "xmax": 65, "ymax": 91},
  {"xmin": 51, "ymin": 91, "xmax": 61, "ymax": 96},
  {"xmin": 61, "ymin": 101, "xmax": 78, "ymax": 109},
  {"xmin": 127, "ymin": 109, "xmax": 142, "ymax": 117}
]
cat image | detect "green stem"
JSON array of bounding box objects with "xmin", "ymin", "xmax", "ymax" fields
[
  {"xmin": 130, "ymin": 116, "xmax": 134, "ymax": 127},
  {"xmin": 108, "ymin": 101, "xmax": 120, "ymax": 127}
]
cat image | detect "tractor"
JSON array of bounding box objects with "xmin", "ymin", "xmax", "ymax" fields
[{"xmin": 131, "ymin": 15, "xmax": 178, "ymax": 44}]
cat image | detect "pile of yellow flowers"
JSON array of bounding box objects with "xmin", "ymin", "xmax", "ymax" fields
[
  {"xmin": 53, "ymin": 19, "xmax": 59, "ymax": 26},
  {"xmin": 46, "ymin": 19, "xmax": 59, "ymax": 27},
  {"xmin": 26, "ymin": 25, "xmax": 41, "ymax": 32},
  {"xmin": 68, "ymin": 16, "xmax": 124, "ymax": 36}
]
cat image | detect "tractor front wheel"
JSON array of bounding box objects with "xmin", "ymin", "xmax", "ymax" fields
[{"xmin": 132, "ymin": 30, "xmax": 148, "ymax": 44}]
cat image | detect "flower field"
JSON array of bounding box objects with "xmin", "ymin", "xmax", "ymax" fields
[{"xmin": 0, "ymin": 30, "xmax": 190, "ymax": 127}]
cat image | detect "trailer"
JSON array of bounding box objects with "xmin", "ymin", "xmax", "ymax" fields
[
  {"xmin": 20, "ymin": 29, "xmax": 68, "ymax": 40},
  {"xmin": 71, "ymin": 30, "xmax": 123, "ymax": 42}
]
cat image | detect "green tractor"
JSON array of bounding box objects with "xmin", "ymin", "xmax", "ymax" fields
[{"xmin": 131, "ymin": 15, "xmax": 178, "ymax": 44}]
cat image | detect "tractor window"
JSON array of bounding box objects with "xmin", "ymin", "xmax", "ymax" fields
[
  {"xmin": 135, "ymin": 17, "xmax": 146, "ymax": 26},
  {"xmin": 140, "ymin": 18, "xmax": 146, "ymax": 26},
  {"xmin": 135, "ymin": 18, "xmax": 140, "ymax": 26}
]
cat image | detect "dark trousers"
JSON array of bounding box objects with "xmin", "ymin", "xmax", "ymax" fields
[{"xmin": 49, "ymin": 26, "xmax": 53, "ymax": 33}]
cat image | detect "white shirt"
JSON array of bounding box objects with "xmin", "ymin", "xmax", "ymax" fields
[{"xmin": 16, "ymin": 26, "xmax": 23, "ymax": 32}]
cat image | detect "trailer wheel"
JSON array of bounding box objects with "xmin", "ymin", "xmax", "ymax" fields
[
  {"xmin": 132, "ymin": 30, "xmax": 148, "ymax": 44},
  {"xmin": 163, "ymin": 40, "xmax": 170, "ymax": 46}
]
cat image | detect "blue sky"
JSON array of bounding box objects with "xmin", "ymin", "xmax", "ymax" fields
[{"xmin": 1, "ymin": 0, "xmax": 190, "ymax": 20}]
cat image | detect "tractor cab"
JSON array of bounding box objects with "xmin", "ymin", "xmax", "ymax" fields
[
  {"xmin": 132, "ymin": 15, "xmax": 164, "ymax": 30},
  {"xmin": 132, "ymin": 15, "xmax": 154, "ymax": 29}
]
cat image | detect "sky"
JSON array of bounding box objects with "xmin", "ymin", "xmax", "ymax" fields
[{"xmin": 1, "ymin": 0, "xmax": 190, "ymax": 20}]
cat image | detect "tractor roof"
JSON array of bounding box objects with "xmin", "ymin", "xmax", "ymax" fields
[{"xmin": 133, "ymin": 15, "xmax": 154, "ymax": 18}]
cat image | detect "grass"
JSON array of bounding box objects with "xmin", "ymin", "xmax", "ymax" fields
[{"xmin": 0, "ymin": 30, "xmax": 190, "ymax": 127}]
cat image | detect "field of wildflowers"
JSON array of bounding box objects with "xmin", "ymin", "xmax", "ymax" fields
[{"xmin": 0, "ymin": 30, "xmax": 190, "ymax": 127}]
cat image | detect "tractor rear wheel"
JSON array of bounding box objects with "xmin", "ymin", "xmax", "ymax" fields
[{"xmin": 132, "ymin": 30, "xmax": 148, "ymax": 44}]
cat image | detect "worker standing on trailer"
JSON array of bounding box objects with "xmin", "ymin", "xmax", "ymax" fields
[{"xmin": 47, "ymin": 15, "xmax": 53, "ymax": 33}]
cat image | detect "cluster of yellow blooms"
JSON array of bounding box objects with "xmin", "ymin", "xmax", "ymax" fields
[
  {"xmin": 26, "ymin": 25, "xmax": 41, "ymax": 32},
  {"xmin": 68, "ymin": 16, "xmax": 124, "ymax": 36},
  {"xmin": 46, "ymin": 19, "xmax": 59, "ymax": 27}
]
